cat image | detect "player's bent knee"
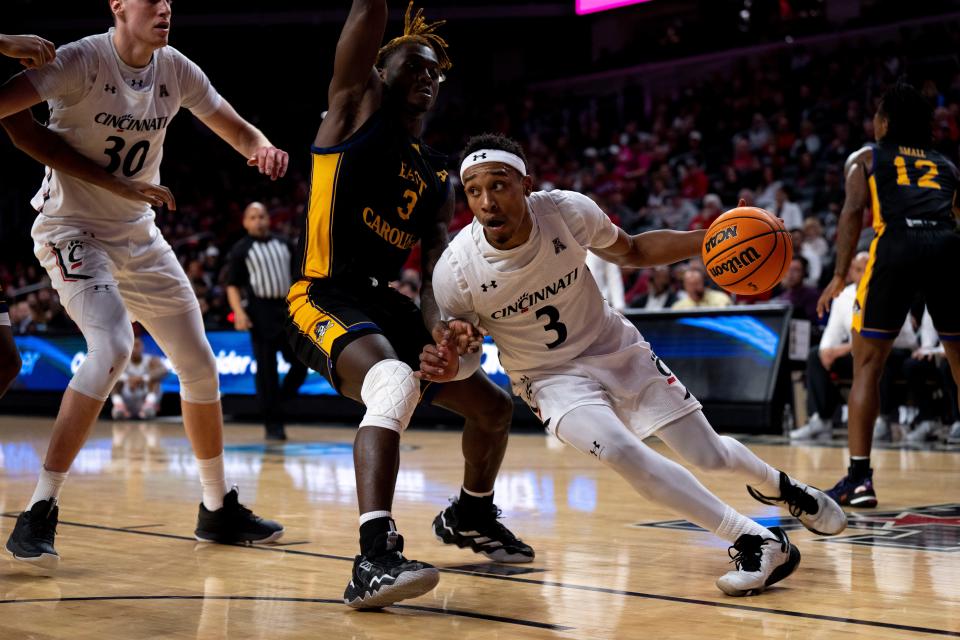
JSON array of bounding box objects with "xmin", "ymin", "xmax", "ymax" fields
[
  {"xmin": 360, "ymin": 359, "xmax": 419, "ymax": 433},
  {"xmin": 177, "ymin": 345, "xmax": 220, "ymax": 404},
  {"xmin": 468, "ymin": 385, "xmax": 513, "ymax": 429}
]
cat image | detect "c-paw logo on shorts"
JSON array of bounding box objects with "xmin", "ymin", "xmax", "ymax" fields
[{"xmin": 51, "ymin": 240, "xmax": 92, "ymax": 282}]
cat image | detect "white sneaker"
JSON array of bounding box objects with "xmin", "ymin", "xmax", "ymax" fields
[
  {"xmin": 947, "ymin": 421, "xmax": 960, "ymax": 444},
  {"xmin": 873, "ymin": 416, "xmax": 891, "ymax": 442},
  {"xmin": 905, "ymin": 420, "xmax": 940, "ymax": 443},
  {"xmin": 716, "ymin": 527, "xmax": 801, "ymax": 597},
  {"xmin": 747, "ymin": 471, "xmax": 847, "ymax": 535},
  {"xmin": 789, "ymin": 414, "xmax": 831, "ymax": 440}
]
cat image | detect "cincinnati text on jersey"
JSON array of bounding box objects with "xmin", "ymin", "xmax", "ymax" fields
[
  {"xmin": 94, "ymin": 112, "xmax": 171, "ymax": 132},
  {"xmin": 491, "ymin": 267, "xmax": 579, "ymax": 319}
]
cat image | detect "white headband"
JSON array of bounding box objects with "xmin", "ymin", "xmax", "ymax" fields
[{"xmin": 459, "ymin": 149, "xmax": 527, "ymax": 183}]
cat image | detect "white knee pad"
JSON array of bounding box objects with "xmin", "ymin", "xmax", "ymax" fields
[
  {"xmin": 68, "ymin": 289, "xmax": 134, "ymax": 401},
  {"xmin": 360, "ymin": 360, "xmax": 419, "ymax": 433}
]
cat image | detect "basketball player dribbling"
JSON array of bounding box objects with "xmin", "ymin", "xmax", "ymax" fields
[
  {"xmin": 419, "ymin": 133, "xmax": 848, "ymax": 597},
  {"xmin": 0, "ymin": 1, "xmax": 285, "ymax": 570},
  {"xmin": 817, "ymin": 82, "xmax": 960, "ymax": 507},
  {"xmin": 286, "ymin": 1, "xmax": 532, "ymax": 609}
]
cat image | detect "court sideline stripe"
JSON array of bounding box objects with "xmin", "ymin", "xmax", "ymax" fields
[
  {"xmin": 0, "ymin": 595, "xmax": 572, "ymax": 631},
  {"xmin": 2, "ymin": 513, "xmax": 957, "ymax": 638}
]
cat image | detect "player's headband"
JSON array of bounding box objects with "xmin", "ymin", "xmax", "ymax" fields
[{"xmin": 459, "ymin": 150, "xmax": 527, "ymax": 183}]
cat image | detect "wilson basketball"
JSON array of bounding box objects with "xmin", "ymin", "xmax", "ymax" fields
[{"xmin": 701, "ymin": 206, "xmax": 793, "ymax": 295}]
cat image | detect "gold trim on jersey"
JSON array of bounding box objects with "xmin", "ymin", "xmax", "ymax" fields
[
  {"xmin": 303, "ymin": 153, "xmax": 344, "ymax": 278},
  {"xmin": 286, "ymin": 280, "xmax": 348, "ymax": 356},
  {"xmin": 852, "ymin": 175, "xmax": 887, "ymax": 335}
]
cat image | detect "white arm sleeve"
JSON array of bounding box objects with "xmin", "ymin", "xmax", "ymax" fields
[
  {"xmin": 432, "ymin": 254, "xmax": 481, "ymax": 380},
  {"xmin": 168, "ymin": 46, "xmax": 222, "ymax": 118},
  {"xmin": 23, "ymin": 39, "xmax": 96, "ymax": 107},
  {"xmin": 819, "ymin": 285, "xmax": 854, "ymax": 351},
  {"xmin": 551, "ymin": 190, "xmax": 620, "ymax": 250}
]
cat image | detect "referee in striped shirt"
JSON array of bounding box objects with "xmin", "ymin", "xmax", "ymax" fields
[{"xmin": 226, "ymin": 202, "xmax": 307, "ymax": 440}]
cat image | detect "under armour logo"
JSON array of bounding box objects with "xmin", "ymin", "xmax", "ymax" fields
[
  {"xmin": 480, "ymin": 280, "xmax": 498, "ymax": 292},
  {"xmin": 590, "ymin": 440, "xmax": 604, "ymax": 458},
  {"xmin": 130, "ymin": 79, "xmax": 144, "ymax": 89},
  {"xmin": 104, "ymin": 84, "xmax": 116, "ymax": 94},
  {"xmin": 553, "ymin": 238, "xmax": 567, "ymax": 254},
  {"xmin": 472, "ymin": 153, "xmax": 487, "ymax": 161},
  {"xmin": 159, "ymin": 84, "xmax": 169, "ymax": 97},
  {"xmin": 93, "ymin": 284, "xmax": 111, "ymax": 292}
]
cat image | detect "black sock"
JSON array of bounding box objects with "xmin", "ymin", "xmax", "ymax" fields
[
  {"xmin": 359, "ymin": 516, "xmax": 393, "ymax": 557},
  {"xmin": 455, "ymin": 488, "xmax": 494, "ymax": 526},
  {"xmin": 849, "ymin": 457, "xmax": 871, "ymax": 482}
]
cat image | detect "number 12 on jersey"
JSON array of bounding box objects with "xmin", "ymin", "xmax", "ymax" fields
[{"xmin": 894, "ymin": 155, "xmax": 940, "ymax": 190}]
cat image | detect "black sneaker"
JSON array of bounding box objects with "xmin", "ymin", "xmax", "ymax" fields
[
  {"xmin": 5, "ymin": 498, "xmax": 60, "ymax": 571},
  {"xmin": 194, "ymin": 486, "xmax": 284, "ymax": 544},
  {"xmin": 826, "ymin": 468, "xmax": 878, "ymax": 508},
  {"xmin": 343, "ymin": 530, "xmax": 439, "ymax": 609},
  {"xmin": 747, "ymin": 471, "xmax": 847, "ymax": 535},
  {"xmin": 433, "ymin": 498, "xmax": 535, "ymax": 563}
]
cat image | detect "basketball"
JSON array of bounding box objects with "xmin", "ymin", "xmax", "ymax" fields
[{"xmin": 701, "ymin": 206, "xmax": 793, "ymax": 295}]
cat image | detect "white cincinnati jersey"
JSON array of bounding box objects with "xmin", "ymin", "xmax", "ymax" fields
[
  {"xmin": 26, "ymin": 29, "xmax": 221, "ymax": 222},
  {"xmin": 436, "ymin": 190, "xmax": 620, "ymax": 373}
]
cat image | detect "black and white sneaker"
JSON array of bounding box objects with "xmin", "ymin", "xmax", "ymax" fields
[
  {"xmin": 747, "ymin": 471, "xmax": 847, "ymax": 535},
  {"xmin": 716, "ymin": 527, "xmax": 801, "ymax": 597},
  {"xmin": 194, "ymin": 486, "xmax": 284, "ymax": 544},
  {"xmin": 343, "ymin": 530, "xmax": 439, "ymax": 609},
  {"xmin": 433, "ymin": 498, "xmax": 534, "ymax": 563},
  {"xmin": 5, "ymin": 498, "xmax": 60, "ymax": 571}
]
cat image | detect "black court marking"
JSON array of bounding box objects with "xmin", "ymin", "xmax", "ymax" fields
[
  {"xmin": 118, "ymin": 524, "xmax": 164, "ymax": 530},
  {"xmin": 444, "ymin": 562, "xmax": 545, "ymax": 576},
  {"xmin": 3, "ymin": 514, "xmax": 958, "ymax": 638},
  {"xmin": 0, "ymin": 595, "xmax": 571, "ymax": 631}
]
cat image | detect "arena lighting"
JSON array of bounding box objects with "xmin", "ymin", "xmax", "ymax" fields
[{"xmin": 576, "ymin": 0, "xmax": 653, "ymax": 15}]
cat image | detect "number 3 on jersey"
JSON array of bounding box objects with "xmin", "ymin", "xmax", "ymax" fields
[
  {"xmin": 104, "ymin": 136, "xmax": 151, "ymax": 177},
  {"xmin": 536, "ymin": 305, "xmax": 567, "ymax": 349}
]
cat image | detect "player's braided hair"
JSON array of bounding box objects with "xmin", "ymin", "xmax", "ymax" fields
[
  {"xmin": 878, "ymin": 81, "xmax": 933, "ymax": 147},
  {"xmin": 377, "ymin": 2, "xmax": 452, "ymax": 75}
]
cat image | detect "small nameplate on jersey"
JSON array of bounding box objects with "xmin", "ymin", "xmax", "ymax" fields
[{"xmin": 898, "ymin": 146, "xmax": 927, "ymax": 158}]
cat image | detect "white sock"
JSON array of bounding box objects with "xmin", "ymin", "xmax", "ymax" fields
[
  {"xmin": 28, "ymin": 467, "xmax": 68, "ymax": 510},
  {"xmin": 359, "ymin": 510, "xmax": 392, "ymax": 526},
  {"xmin": 462, "ymin": 486, "xmax": 494, "ymax": 498},
  {"xmin": 197, "ymin": 454, "xmax": 228, "ymax": 511},
  {"xmin": 715, "ymin": 506, "xmax": 771, "ymax": 543}
]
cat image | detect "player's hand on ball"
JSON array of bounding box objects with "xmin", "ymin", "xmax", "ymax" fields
[
  {"xmin": 816, "ymin": 274, "xmax": 845, "ymax": 319},
  {"xmin": 247, "ymin": 146, "xmax": 289, "ymax": 180},
  {"xmin": 416, "ymin": 343, "xmax": 459, "ymax": 382},
  {"xmin": 114, "ymin": 177, "xmax": 177, "ymax": 210},
  {"xmin": 0, "ymin": 34, "xmax": 55, "ymax": 69}
]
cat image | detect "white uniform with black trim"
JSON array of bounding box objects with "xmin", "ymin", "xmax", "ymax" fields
[
  {"xmin": 434, "ymin": 190, "xmax": 701, "ymax": 441},
  {"xmin": 25, "ymin": 29, "xmax": 221, "ymax": 318}
]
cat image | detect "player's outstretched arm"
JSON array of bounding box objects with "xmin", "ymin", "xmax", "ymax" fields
[
  {"xmin": 0, "ymin": 34, "xmax": 55, "ymax": 69},
  {"xmin": 1, "ymin": 110, "xmax": 176, "ymax": 209},
  {"xmin": 197, "ymin": 100, "xmax": 288, "ymax": 181},
  {"xmin": 594, "ymin": 226, "xmax": 706, "ymax": 269},
  {"xmin": 817, "ymin": 147, "xmax": 871, "ymax": 318},
  {"xmin": 315, "ymin": 0, "xmax": 387, "ymax": 147}
]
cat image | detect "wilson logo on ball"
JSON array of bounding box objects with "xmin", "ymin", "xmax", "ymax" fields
[
  {"xmin": 708, "ymin": 246, "xmax": 761, "ymax": 277},
  {"xmin": 704, "ymin": 225, "xmax": 738, "ymax": 254}
]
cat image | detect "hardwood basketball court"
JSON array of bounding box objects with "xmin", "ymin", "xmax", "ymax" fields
[{"xmin": 1, "ymin": 416, "xmax": 957, "ymax": 639}]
